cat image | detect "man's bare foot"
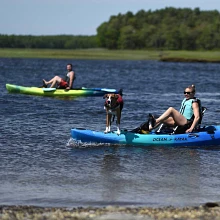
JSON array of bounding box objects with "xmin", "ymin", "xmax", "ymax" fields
[{"xmin": 42, "ymin": 79, "xmax": 47, "ymax": 88}]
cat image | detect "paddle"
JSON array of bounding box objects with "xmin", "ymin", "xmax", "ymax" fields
[
  {"xmin": 42, "ymin": 87, "xmax": 118, "ymax": 93},
  {"xmin": 42, "ymin": 88, "xmax": 56, "ymax": 92},
  {"xmin": 81, "ymin": 87, "xmax": 117, "ymax": 93}
]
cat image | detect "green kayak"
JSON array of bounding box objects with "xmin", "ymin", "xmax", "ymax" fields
[{"xmin": 6, "ymin": 84, "xmax": 121, "ymax": 97}]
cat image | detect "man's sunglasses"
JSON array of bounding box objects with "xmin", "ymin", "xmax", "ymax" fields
[{"xmin": 184, "ymin": 91, "xmax": 192, "ymax": 94}]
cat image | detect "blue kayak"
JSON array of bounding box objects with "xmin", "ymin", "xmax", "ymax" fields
[{"xmin": 71, "ymin": 125, "xmax": 220, "ymax": 147}]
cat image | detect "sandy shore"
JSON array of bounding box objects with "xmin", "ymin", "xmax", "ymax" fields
[{"xmin": 0, "ymin": 202, "xmax": 220, "ymax": 220}]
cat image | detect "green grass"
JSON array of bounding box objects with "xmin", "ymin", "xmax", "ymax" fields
[
  {"xmin": 159, "ymin": 50, "xmax": 220, "ymax": 62},
  {"xmin": 0, "ymin": 48, "xmax": 160, "ymax": 60},
  {"xmin": 0, "ymin": 48, "xmax": 220, "ymax": 62}
]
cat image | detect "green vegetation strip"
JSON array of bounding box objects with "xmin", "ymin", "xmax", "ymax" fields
[{"xmin": 0, "ymin": 48, "xmax": 220, "ymax": 62}]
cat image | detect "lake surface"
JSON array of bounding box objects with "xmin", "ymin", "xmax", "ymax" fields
[{"xmin": 0, "ymin": 58, "xmax": 220, "ymax": 208}]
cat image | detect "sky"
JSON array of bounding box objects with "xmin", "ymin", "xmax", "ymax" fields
[{"xmin": 1, "ymin": 0, "xmax": 220, "ymax": 36}]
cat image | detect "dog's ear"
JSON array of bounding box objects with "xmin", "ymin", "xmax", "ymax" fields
[
  {"xmin": 103, "ymin": 94, "xmax": 108, "ymax": 99},
  {"xmin": 114, "ymin": 94, "xmax": 119, "ymax": 99}
]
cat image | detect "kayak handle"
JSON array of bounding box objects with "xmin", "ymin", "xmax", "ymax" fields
[{"xmin": 188, "ymin": 133, "xmax": 199, "ymax": 138}]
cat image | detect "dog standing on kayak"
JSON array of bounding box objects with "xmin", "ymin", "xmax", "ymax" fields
[{"xmin": 103, "ymin": 93, "xmax": 123, "ymax": 135}]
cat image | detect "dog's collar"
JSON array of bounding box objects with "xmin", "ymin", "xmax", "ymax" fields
[
  {"xmin": 110, "ymin": 104, "xmax": 120, "ymax": 111},
  {"xmin": 105, "ymin": 101, "xmax": 120, "ymax": 111}
]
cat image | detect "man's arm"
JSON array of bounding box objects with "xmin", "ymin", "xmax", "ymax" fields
[{"xmin": 66, "ymin": 71, "xmax": 75, "ymax": 90}]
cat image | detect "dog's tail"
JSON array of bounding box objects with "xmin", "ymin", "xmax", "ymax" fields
[{"xmin": 118, "ymin": 88, "xmax": 123, "ymax": 96}]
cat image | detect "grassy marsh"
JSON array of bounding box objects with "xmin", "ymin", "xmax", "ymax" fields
[{"xmin": 0, "ymin": 48, "xmax": 220, "ymax": 62}]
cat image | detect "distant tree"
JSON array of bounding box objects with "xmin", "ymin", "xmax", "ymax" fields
[
  {"xmin": 104, "ymin": 17, "xmax": 121, "ymax": 49},
  {"xmin": 96, "ymin": 22, "xmax": 108, "ymax": 48},
  {"xmin": 165, "ymin": 28, "xmax": 182, "ymax": 50},
  {"xmin": 118, "ymin": 25, "xmax": 137, "ymax": 49}
]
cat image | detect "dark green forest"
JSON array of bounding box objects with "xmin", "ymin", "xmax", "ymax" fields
[
  {"xmin": 1, "ymin": 7, "xmax": 220, "ymax": 50},
  {"xmin": 0, "ymin": 35, "xmax": 97, "ymax": 49}
]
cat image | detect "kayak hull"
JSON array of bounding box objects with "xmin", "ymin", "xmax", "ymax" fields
[
  {"xmin": 71, "ymin": 126, "xmax": 220, "ymax": 147},
  {"xmin": 6, "ymin": 84, "xmax": 120, "ymax": 97}
]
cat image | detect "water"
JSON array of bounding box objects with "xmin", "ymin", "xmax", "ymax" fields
[{"xmin": 0, "ymin": 58, "xmax": 220, "ymax": 208}]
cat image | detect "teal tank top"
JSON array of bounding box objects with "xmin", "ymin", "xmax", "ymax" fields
[{"xmin": 179, "ymin": 98, "xmax": 195, "ymax": 120}]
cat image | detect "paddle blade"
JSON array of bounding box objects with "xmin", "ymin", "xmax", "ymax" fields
[{"xmin": 42, "ymin": 88, "xmax": 56, "ymax": 92}]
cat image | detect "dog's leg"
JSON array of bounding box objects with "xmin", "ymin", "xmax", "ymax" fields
[
  {"xmin": 108, "ymin": 114, "xmax": 112, "ymax": 132},
  {"xmin": 104, "ymin": 112, "xmax": 111, "ymax": 133},
  {"xmin": 116, "ymin": 109, "xmax": 121, "ymax": 135},
  {"xmin": 104, "ymin": 113, "xmax": 109, "ymax": 133},
  {"xmin": 116, "ymin": 124, "xmax": 121, "ymax": 135}
]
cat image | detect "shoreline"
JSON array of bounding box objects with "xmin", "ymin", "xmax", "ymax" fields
[
  {"xmin": 160, "ymin": 57, "xmax": 220, "ymax": 63},
  {"xmin": 1, "ymin": 202, "xmax": 220, "ymax": 220},
  {"xmin": 0, "ymin": 48, "xmax": 220, "ymax": 62}
]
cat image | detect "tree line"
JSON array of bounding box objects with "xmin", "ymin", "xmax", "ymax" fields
[
  {"xmin": 97, "ymin": 7, "xmax": 220, "ymax": 50},
  {"xmin": 1, "ymin": 7, "xmax": 220, "ymax": 50},
  {"xmin": 0, "ymin": 35, "xmax": 97, "ymax": 49}
]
